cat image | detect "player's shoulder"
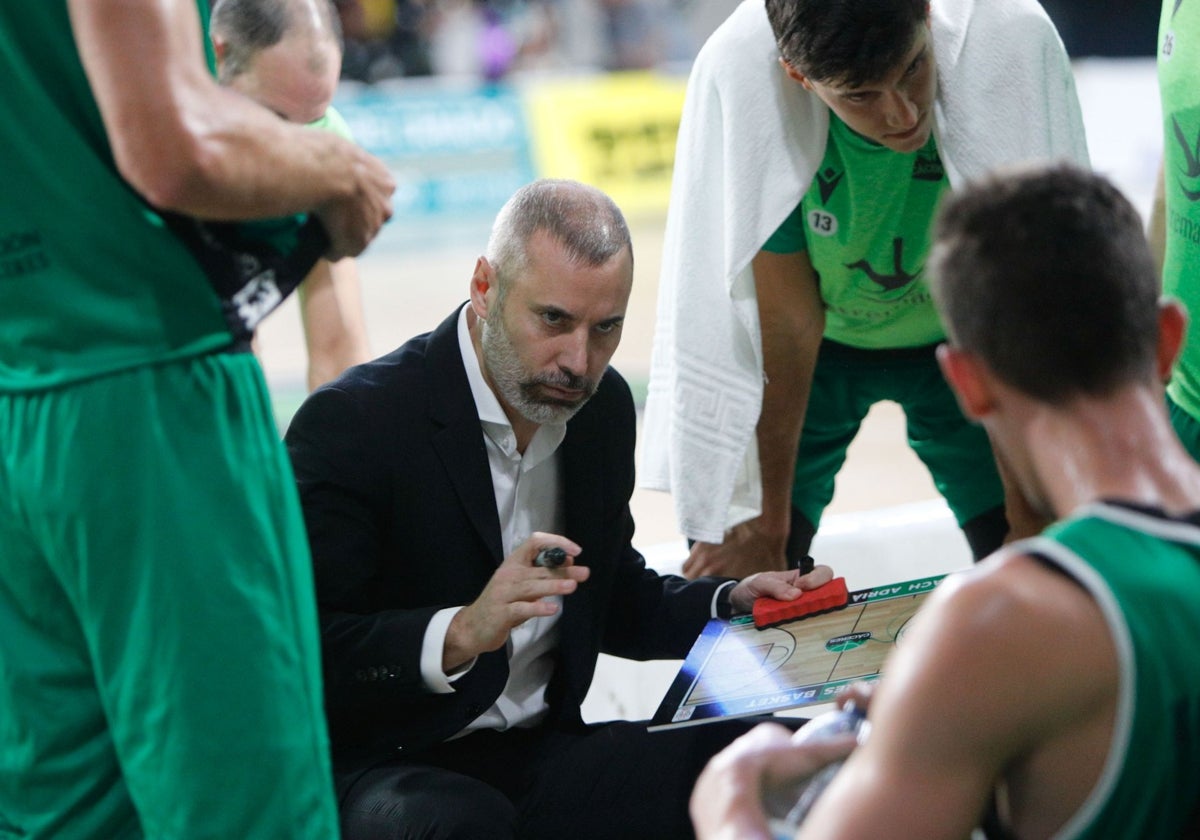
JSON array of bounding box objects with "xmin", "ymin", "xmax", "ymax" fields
[
  {"xmin": 916, "ymin": 550, "xmax": 1109, "ymax": 680},
  {"xmin": 934, "ymin": 551, "xmax": 1094, "ymax": 630}
]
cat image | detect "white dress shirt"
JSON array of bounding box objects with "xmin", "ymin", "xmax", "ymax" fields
[{"xmin": 418, "ymin": 305, "xmax": 568, "ymax": 734}]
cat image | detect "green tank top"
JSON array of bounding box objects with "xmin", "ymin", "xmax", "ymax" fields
[
  {"xmin": 762, "ymin": 114, "xmax": 949, "ymax": 349},
  {"xmin": 1159, "ymin": 0, "xmax": 1200, "ymax": 419},
  {"xmin": 0, "ymin": 2, "xmax": 325, "ymax": 392},
  {"xmin": 1025, "ymin": 503, "xmax": 1200, "ymax": 839}
]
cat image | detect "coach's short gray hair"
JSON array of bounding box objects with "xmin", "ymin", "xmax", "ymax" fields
[{"xmin": 486, "ymin": 180, "xmax": 632, "ymax": 304}]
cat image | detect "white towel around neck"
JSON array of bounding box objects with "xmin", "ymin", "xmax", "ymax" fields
[{"xmin": 639, "ymin": 0, "xmax": 1090, "ymax": 543}]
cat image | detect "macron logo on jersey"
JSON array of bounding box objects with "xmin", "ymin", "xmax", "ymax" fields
[
  {"xmin": 1170, "ymin": 116, "xmax": 1200, "ymax": 203},
  {"xmin": 816, "ymin": 167, "xmax": 845, "ymax": 204}
]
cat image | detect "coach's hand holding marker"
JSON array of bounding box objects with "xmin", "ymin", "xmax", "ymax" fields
[{"xmin": 442, "ymin": 533, "xmax": 587, "ymax": 674}]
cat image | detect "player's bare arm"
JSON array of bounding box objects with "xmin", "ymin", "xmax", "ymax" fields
[
  {"xmin": 69, "ymin": 0, "xmax": 394, "ymax": 256},
  {"xmin": 299, "ymin": 257, "xmax": 371, "ymax": 390},
  {"xmin": 443, "ymin": 533, "xmax": 590, "ymax": 673},
  {"xmin": 685, "ymin": 249, "xmax": 825, "ymax": 579},
  {"xmin": 797, "ymin": 554, "xmax": 1118, "ymax": 840}
]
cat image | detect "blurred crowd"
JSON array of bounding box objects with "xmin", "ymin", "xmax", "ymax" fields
[
  {"xmin": 333, "ymin": 0, "xmax": 1159, "ymax": 85},
  {"xmin": 332, "ymin": 0, "xmax": 731, "ymax": 82}
]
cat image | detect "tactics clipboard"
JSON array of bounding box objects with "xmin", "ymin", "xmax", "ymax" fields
[{"xmin": 648, "ymin": 574, "xmax": 946, "ymax": 731}]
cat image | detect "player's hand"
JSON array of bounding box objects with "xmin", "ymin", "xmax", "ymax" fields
[
  {"xmin": 683, "ymin": 516, "xmax": 789, "ymax": 580},
  {"xmin": 834, "ymin": 681, "xmax": 876, "ymax": 714},
  {"xmin": 443, "ymin": 533, "xmax": 589, "ymax": 672},
  {"xmin": 315, "ymin": 147, "xmax": 395, "ymax": 260},
  {"xmin": 727, "ymin": 564, "xmax": 834, "ymax": 615},
  {"xmin": 690, "ymin": 722, "xmax": 856, "ymax": 840}
]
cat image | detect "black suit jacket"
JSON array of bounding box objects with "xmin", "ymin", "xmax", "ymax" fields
[{"xmin": 285, "ymin": 307, "xmax": 728, "ymax": 774}]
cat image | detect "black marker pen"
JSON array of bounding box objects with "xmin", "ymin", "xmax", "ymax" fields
[{"xmin": 534, "ymin": 547, "xmax": 568, "ymax": 568}]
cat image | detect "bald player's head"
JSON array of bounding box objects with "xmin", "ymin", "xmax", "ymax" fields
[{"xmin": 211, "ymin": 0, "xmax": 343, "ymax": 124}]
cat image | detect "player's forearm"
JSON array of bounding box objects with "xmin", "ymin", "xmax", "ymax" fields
[
  {"xmin": 157, "ymin": 101, "xmax": 373, "ymax": 221},
  {"xmin": 756, "ymin": 370, "xmax": 810, "ymax": 530},
  {"xmin": 753, "ymin": 250, "xmax": 825, "ymax": 529},
  {"xmin": 71, "ymin": 0, "xmax": 371, "ymax": 221},
  {"xmin": 300, "ymin": 260, "xmax": 372, "ymax": 390}
]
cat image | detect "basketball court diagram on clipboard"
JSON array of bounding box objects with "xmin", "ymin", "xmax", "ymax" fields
[{"xmin": 650, "ymin": 574, "xmax": 946, "ymax": 730}]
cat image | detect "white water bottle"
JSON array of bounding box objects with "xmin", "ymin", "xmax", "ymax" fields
[{"xmin": 764, "ymin": 703, "xmax": 870, "ymax": 839}]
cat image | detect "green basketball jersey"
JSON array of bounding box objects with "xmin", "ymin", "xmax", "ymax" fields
[
  {"xmin": 309, "ymin": 104, "xmax": 353, "ymax": 139},
  {"xmin": 762, "ymin": 115, "xmax": 949, "ymax": 349},
  {"xmin": 1027, "ymin": 503, "xmax": 1200, "ymax": 839},
  {"xmin": 1159, "ymin": 0, "xmax": 1200, "ymax": 420},
  {"xmin": 0, "ymin": 2, "xmax": 324, "ymax": 392}
]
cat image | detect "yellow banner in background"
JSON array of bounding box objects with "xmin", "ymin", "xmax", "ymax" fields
[{"xmin": 525, "ymin": 72, "xmax": 686, "ymax": 216}]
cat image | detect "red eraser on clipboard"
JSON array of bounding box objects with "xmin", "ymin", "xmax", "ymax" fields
[{"xmin": 753, "ymin": 576, "xmax": 849, "ymax": 628}]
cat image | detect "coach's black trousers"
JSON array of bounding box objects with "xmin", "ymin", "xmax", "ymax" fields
[{"xmin": 337, "ymin": 716, "xmax": 790, "ymax": 840}]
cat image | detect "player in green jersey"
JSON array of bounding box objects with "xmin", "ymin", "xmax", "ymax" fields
[
  {"xmin": 212, "ymin": 0, "xmax": 373, "ymax": 390},
  {"xmin": 691, "ymin": 165, "xmax": 1200, "ymax": 839},
  {"xmin": 642, "ymin": 0, "xmax": 1087, "ymax": 580},
  {"xmin": 0, "ymin": 1, "xmax": 393, "ymax": 837},
  {"xmin": 1150, "ymin": 0, "xmax": 1200, "ymax": 461}
]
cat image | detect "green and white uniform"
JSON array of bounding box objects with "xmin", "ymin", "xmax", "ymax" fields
[
  {"xmin": 763, "ymin": 116, "xmax": 1004, "ymax": 548},
  {"xmin": 0, "ymin": 3, "xmax": 338, "ymax": 838},
  {"xmin": 1159, "ymin": 0, "xmax": 1200, "ymax": 459},
  {"xmin": 1019, "ymin": 502, "xmax": 1200, "ymax": 839}
]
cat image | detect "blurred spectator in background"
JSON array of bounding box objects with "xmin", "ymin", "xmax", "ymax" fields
[
  {"xmin": 598, "ymin": 0, "xmax": 692, "ymax": 71},
  {"xmin": 332, "ymin": 0, "xmax": 1160, "ymax": 86},
  {"xmin": 335, "ymin": 0, "xmax": 700, "ymax": 82},
  {"xmin": 429, "ymin": 0, "xmax": 569, "ymax": 79},
  {"xmin": 336, "ymin": 0, "xmax": 434, "ymax": 81}
]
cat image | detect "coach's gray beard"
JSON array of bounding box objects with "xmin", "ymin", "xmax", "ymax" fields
[{"xmin": 480, "ymin": 313, "xmax": 596, "ymax": 427}]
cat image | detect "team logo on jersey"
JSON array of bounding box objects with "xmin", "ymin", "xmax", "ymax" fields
[
  {"xmin": 230, "ymin": 267, "xmax": 283, "ymax": 330},
  {"xmin": 912, "ymin": 150, "xmax": 945, "ymax": 182},
  {"xmin": 1170, "ymin": 116, "xmax": 1200, "ymax": 202},
  {"xmin": 846, "ymin": 238, "xmax": 920, "ymax": 293},
  {"xmin": 816, "ymin": 167, "xmax": 844, "ymax": 204}
]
